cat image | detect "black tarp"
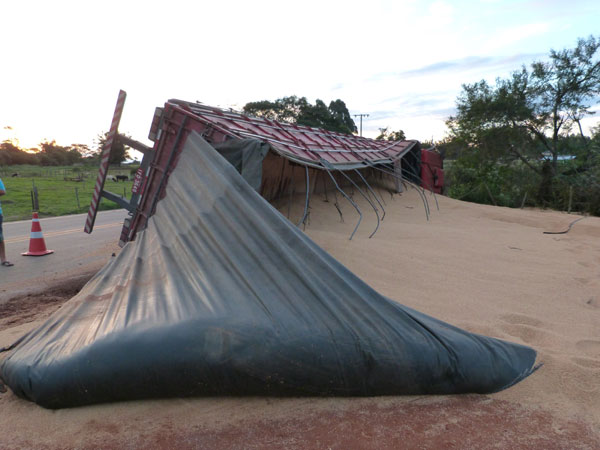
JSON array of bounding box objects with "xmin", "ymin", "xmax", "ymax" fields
[
  {"xmin": 0, "ymin": 132, "xmax": 537, "ymax": 408},
  {"xmin": 213, "ymin": 138, "xmax": 269, "ymax": 192}
]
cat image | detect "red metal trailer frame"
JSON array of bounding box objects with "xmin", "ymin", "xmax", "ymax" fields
[{"xmin": 85, "ymin": 91, "xmax": 442, "ymax": 246}]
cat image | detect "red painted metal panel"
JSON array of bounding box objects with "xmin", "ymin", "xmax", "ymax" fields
[
  {"xmin": 421, "ymin": 149, "xmax": 444, "ymax": 194},
  {"xmin": 422, "ymin": 148, "xmax": 443, "ymax": 167},
  {"xmin": 169, "ymin": 99, "xmax": 416, "ymax": 168},
  {"xmin": 131, "ymin": 168, "xmax": 145, "ymax": 195},
  {"xmin": 434, "ymin": 167, "xmax": 444, "ymax": 189}
]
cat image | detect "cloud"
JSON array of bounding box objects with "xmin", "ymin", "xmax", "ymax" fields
[
  {"xmin": 427, "ymin": 1, "xmax": 454, "ymax": 26},
  {"xmin": 396, "ymin": 57, "xmax": 494, "ymax": 77},
  {"xmin": 370, "ymin": 103, "xmax": 456, "ymax": 121},
  {"xmin": 376, "ymin": 53, "xmax": 547, "ymax": 80},
  {"xmin": 367, "ymin": 110, "xmax": 402, "ymax": 121},
  {"xmin": 484, "ymin": 22, "xmax": 551, "ymax": 51},
  {"xmin": 366, "ymin": 92, "xmax": 457, "ymax": 129}
]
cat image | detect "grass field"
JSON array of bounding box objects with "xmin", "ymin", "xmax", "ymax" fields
[{"xmin": 0, "ymin": 165, "xmax": 136, "ymax": 221}]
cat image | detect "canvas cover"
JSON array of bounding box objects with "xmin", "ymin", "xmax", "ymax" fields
[
  {"xmin": 213, "ymin": 138, "xmax": 269, "ymax": 192},
  {"xmin": 0, "ymin": 132, "xmax": 537, "ymax": 409}
]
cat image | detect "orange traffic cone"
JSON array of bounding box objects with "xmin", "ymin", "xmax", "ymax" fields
[{"xmin": 22, "ymin": 212, "xmax": 54, "ymax": 256}]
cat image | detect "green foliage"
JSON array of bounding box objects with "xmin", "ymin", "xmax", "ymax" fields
[
  {"xmin": 0, "ymin": 142, "xmax": 36, "ymax": 165},
  {"xmin": 327, "ymin": 99, "xmax": 357, "ymax": 134},
  {"xmin": 556, "ymin": 127, "xmax": 600, "ymax": 214},
  {"xmin": 436, "ymin": 136, "xmax": 465, "ymax": 160},
  {"xmin": 95, "ymin": 133, "xmax": 130, "ymax": 165},
  {"xmin": 37, "ymin": 141, "xmax": 83, "ymax": 166},
  {"xmin": 446, "ymin": 158, "xmax": 541, "ymax": 207},
  {"xmin": 445, "ymin": 131, "xmax": 600, "ymax": 215},
  {"xmin": 446, "ymin": 36, "xmax": 600, "ymax": 215},
  {"xmin": 0, "ymin": 140, "xmax": 95, "ymax": 167},
  {"xmin": 0, "ymin": 167, "xmax": 133, "ymax": 221},
  {"xmin": 448, "ymin": 36, "xmax": 599, "ymax": 174},
  {"xmin": 243, "ymin": 96, "xmax": 357, "ymax": 134},
  {"xmin": 71, "ymin": 143, "xmax": 96, "ymax": 158},
  {"xmin": 375, "ymin": 128, "xmax": 406, "ymax": 141}
]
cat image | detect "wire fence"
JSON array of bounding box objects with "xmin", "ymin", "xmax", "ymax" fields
[{"xmin": 0, "ymin": 165, "xmax": 137, "ymax": 221}]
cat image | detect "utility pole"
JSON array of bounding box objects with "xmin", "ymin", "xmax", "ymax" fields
[{"xmin": 353, "ymin": 113, "xmax": 369, "ymax": 137}]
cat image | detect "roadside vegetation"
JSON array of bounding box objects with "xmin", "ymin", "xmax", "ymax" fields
[
  {"xmin": 0, "ymin": 136, "xmax": 136, "ymax": 221},
  {"xmin": 0, "ymin": 166, "xmax": 135, "ymax": 221},
  {"xmin": 441, "ymin": 35, "xmax": 600, "ymax": 216}
]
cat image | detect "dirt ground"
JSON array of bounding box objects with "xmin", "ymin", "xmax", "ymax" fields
[
  {"xmin": 0, "ymin": 276, "xmax": 90, "ymax": 330},
  {"xmin": 1, "ymin": 190, "xmax": 599, "ymax": 449}
]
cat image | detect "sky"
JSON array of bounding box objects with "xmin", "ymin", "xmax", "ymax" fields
[{"xmin": 1, "ymin": 0, "xmax": 599, "ymax": 155}]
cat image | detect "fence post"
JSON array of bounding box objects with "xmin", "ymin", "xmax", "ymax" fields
[
  {"xmin": 75, "ymin": 187, "xmax": 81, "ymax": 210},
  {"xmin": 568, "ymin": 186, "xmax": 573, "ymax": 213},
  {"xmin": 31, "ymin": 187, "xmax": 39, "ymax": 211}
]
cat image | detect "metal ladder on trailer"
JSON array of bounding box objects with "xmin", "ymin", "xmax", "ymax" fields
[{"xmin": 83, "ymin": 90, "xmax": 154, "ymax": 246}]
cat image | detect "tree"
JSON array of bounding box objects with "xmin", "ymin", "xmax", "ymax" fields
[
  {"xmin": 0, "ymin": 141, "xmax": 36, "ymax": 165},
  {"xmin": 447, "ymin": 36, "xmax": 600, "ymax": 202},
  {"xmin": 375, "ymin": 127, "xmax": 406, "ymax": 141},
  {"xmin": 243, "ymin": 96, "xmax": 307, "ymax": 123},
  {"xmin": 37, "ymin": 141, "xmax": 83, "ymax": 166},
  {"xmin": 95, "ymin": 132, "xmax": 130, "ymax": 165},
  {"xmin": 243, "ymin": 96, "xmax": 357, "ymax": 134},
  {"xmin": 327, "ymin": 99, "xmax": 357, "ymax": 134},
  {"xmin": 71, "ymin": 143, "xmax": 96, "ymax": 159}
]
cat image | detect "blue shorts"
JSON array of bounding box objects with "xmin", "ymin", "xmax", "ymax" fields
[{"xmin": 0, "ymin": 214, "xmax": 3, "ymax": 241}]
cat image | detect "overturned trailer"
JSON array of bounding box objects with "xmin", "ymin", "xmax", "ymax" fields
[
  {"xmin": 0, "ymin": 91, "xmax": 536, "ymax": 409},
  {"xmin": 84, "ymin": 93, "xmax": 443, "ymax": 244}
]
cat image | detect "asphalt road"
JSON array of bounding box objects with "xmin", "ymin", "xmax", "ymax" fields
[{"xmin": 0, "ymin": 209, "xmax": 127, "ymax": 302}]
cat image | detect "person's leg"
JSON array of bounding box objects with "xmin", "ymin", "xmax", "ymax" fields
[
  {"xmin": 0, "ymin": 214, "xmax": 11, "ymax": 265},
  {"xmin": 0, "ymin": 214, "xmax": 4, "ymax": 262},
  {"xmin": 0, "ymin": 239, "xmax": 6, "ymax": 263}
]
